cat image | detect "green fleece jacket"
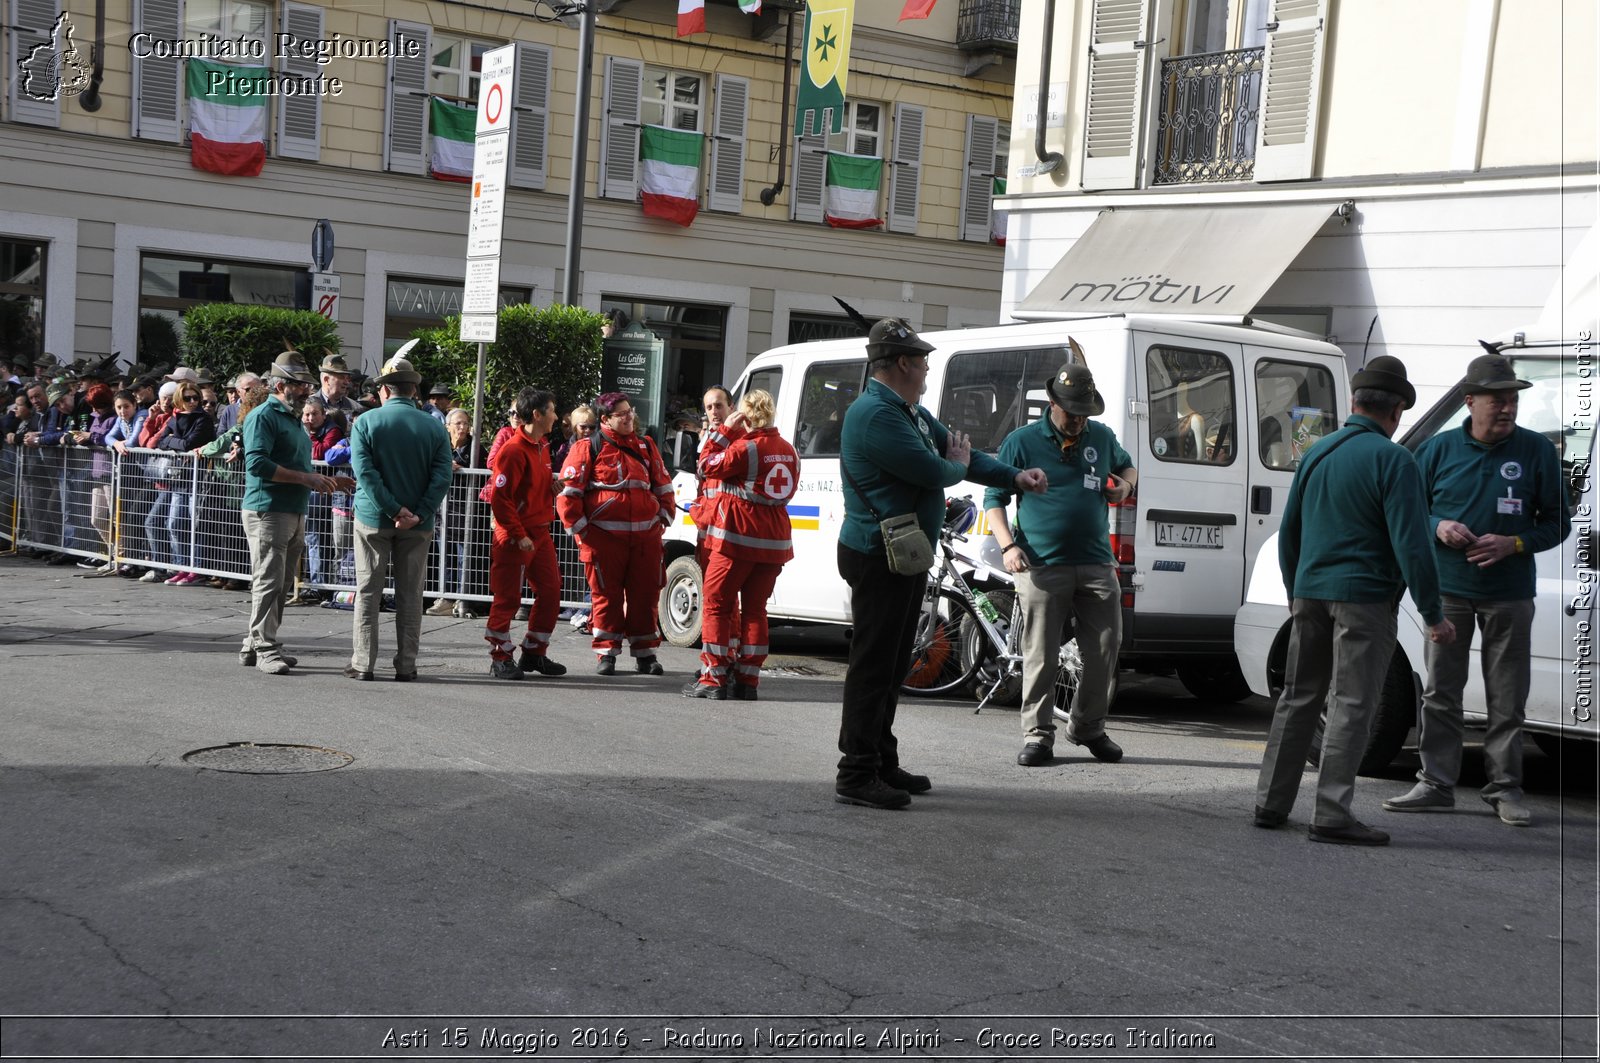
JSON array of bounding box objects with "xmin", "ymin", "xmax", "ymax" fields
[
  {"xmin": 840, "ymin": 378, "xmax": 1020, "ymax": 556},
  {"xmin": 1415, "ymin": 418, "xmax": 1570, "ymax": 600},
  {"xmin": 241, "ymin": 395, "xmax": 311, "ymax": 514},
  {"xmin": 984, "ymin": 415, "xmax": 1133, "ymax": 566},
  {"xmin": 1279, "ymin": 413, "xmax": 1444, "ymax": 624},
  {"xmin": 349, "ymin": 398, "xmax": 453, "ymax": 532}
]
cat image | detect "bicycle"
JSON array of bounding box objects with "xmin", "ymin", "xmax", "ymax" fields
[{"xmin": 900, "ymin": 498, "xmax": 1085, "ymax": 721}]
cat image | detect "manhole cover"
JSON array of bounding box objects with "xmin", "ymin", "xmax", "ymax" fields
[
  {"xmin": 183, "ymin": 743, "xmax": 354, "ymax": 775},
  {"xmin": 766, "ymin": 664, "xmax": 825, "ymax": 677}
]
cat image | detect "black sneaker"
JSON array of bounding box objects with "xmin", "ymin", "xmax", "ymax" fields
[
  {"xmin": 730, "ymin": 684, "xmax": 759, "ymax": 701},
  {"xmin": 343, "ymin": 665, "xmax": 374, "ymax": 681},
  {"xmin": 490, "ymin": 659, "xmax": 523, "ymax": 681},
  {"xmin": 596, "ymin": 654, "xmax": 616, "ymax": 676},
  {"xmin": 681, "ymin": 680, "xmax": 726, "ymax": 700},
  {"xmin": 834, "ymin": 778, "xmax": 911, "ymax": 810},
  {"xmin": 880, "ymin": 766, "xmax": 932, "ymax": 794},
  {"xmin": 518, "ymin": 652, "xmax": 567, "ymax": 677},
  {"xmin": 1075, "ymin": 734, "xmax": 1124, "ymax": 763},
  {"xmin": 1253, "ymin": 805, "xmax": 1289, "ymax": 829},
  {"xmin": 635, "ymin": 655, "xmax": 664, "ymax": 675}
]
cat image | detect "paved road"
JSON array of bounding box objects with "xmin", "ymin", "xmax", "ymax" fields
[{"xmin": 2, "ymin": 555, "xmax": 1595, "ymax": 1061}]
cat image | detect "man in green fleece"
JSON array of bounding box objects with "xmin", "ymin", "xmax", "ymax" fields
[
  {"xmin": 986, "ymin": 360, "xmax": 1138, "ymax": 769},
  {"xmin": 346, "ymin": 351, "xmax": 453, "ymax": 682},
  {"xmin": 1255, "ymin": 355, "xmax": 1456, "ymax": 846},
  {"xmin": 240, "ymin": 351, "xmax": 355, "ymax": 675},
  {"xmin": 1384, "ymin": 354, "xmax": 1569, "ymax": 827},
  {"xmin": 834, "ymin": 318, "xmax": 1048, "ymax": 810}
]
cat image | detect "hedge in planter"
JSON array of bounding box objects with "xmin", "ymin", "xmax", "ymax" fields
[{"xmin": 182, "ymin": 304, "xmax": 342, "ymax": 384}]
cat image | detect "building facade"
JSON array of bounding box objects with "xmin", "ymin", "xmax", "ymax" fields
[
  {"xmin": 1002, "ymin": 0, "xmax": 1598, "ymax": 412},
  {"xmin": 1, "ymin": 0, "xmax": 1019, "ymax": 418}
]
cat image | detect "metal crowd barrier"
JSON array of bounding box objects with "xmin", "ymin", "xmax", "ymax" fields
[{"xmin": 2, "ymin": 444, "xmax": 592, "ymax": 611}]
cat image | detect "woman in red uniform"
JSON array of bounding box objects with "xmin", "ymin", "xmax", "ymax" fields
[
  {"xmin": 484, "ymin": 387, "xmax": 567, "ymax": 680},
  {"xmin": 556, "ymin": 392, "xmax": 675, "ymax": 675},
  {"xmin": 683, "ymin": 389, "xmax": 798, "ymax": 701}
]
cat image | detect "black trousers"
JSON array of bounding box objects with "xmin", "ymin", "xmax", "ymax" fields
[{"xmin": 836, "ymin": 542, "xmax": 928, "ymax": 787}]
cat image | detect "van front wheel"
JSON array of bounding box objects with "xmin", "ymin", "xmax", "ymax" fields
[
  {"xmin": 659, "ymin": 555, "xmax": 703, "ymax": 648},
  {"xmin": 1307, "ymin": 649, "xmax": 1416, "ymax": 776},
  {"xmin": 1177, "ymin": 656, "xmax": 1253, "ymax": 704}
]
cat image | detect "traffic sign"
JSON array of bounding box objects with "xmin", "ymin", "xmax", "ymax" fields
[
  {"xmin": 466, "ymin": 133, "xmax": 509, "ymax": 259},
  {"xmin": 311, "ymin": 272, "xmax": 340, "ymax": 321},
  {"xmin": 475, "ymin": 46, "xmax": 515, "ymax": 137},
  {"xmin": 459, "ymin": 313, "xmax": 498, "ymax": 343},
  {"xmin": 311, "ymin": 219, "xmax": 334, "ymax": 271}
]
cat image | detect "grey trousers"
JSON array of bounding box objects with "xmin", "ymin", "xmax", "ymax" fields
[
  {"xmin": 1256, "ymin": 598, "xmax": 1397, "ymax": 828},
  {"xmin": 1416, "ymin": 595, "xmax": 1534, "ymax": 803},
  {"xmin": 1016, "ymin": 562, "xmax": 1121, "ymax": 745},
  {"xmin": 351, "ymin": 521, "xmax": 432, "ymax": 674},
  {"xmin": 241, "ymin": 509, "xmax": 306, "ymax": 663}
]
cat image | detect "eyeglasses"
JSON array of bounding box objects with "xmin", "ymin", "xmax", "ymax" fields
[
  {"xmin": 201, "ymin": 400, "xmax": 219, "ymax": 408},
  {"xmin": 181, "ymin": 392, "xmax": 200, "ymax": 401}
]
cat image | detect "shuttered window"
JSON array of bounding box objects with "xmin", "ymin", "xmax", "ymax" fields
[
  {"xmin": 791, "ymin": 131, "xmax": 826, "ymax": 223},
  {"xmin": 510, "ymin": 42, "xmax": 551, "ymax": 190},
  {"xmin": 600, "ymin": 56, "xmax": 642, "ymax": 200},
  {"xmin": 1080, "ymin": 0, "xmax": 1151, "ymax": 190},
  {"xmin": 1253, "ymin": 0, "xmax": 1327, "ymax": 181},
  {"xmin": 10, "ymin": 0, "xmax": 62, "ymax": 126},
  {"xmin": 886, "ymin": 103, "xmax": 923, "ymax": 234},
  {"xmin": 132, "ymin": 0, "xmax": 184, "ymax": 141},
  {"xmin": 961, "ymin": 115, "xmax": 1000, "ymax": 242},
  {"xmin": 384, "ymin": 19, "xmax": 431, "ymax": 175},
  {"xmin": 275, "ymin": 2, "xmax": 322, "ymax": 161},
  {"xmin": 707, "ymin": 74, "xmax": 748, "ymax": 214}
]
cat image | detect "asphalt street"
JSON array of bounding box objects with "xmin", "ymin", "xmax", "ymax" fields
[{"xmin": 2, "ymin": 553, "xmax": 1596, "ymax": 1062}]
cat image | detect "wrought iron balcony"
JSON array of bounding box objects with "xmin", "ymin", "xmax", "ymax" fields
[
  {"xmin": 957, "ymin": 0, "xmax": 1019, "ymax": 53},
  {"xmin": 1153, "ymin": 47, "xmax": 1263, "ymax": 185}
]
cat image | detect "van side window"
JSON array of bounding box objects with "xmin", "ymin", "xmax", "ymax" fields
[
  {"xmin": 1255, "ymin": 359, "xmax": 1339, "ymax": 470},
  {"xmin": 796, "ymin": 361, "xmax": 861, "ymax": 457},
  {"xmin": 1147, "ymin": 346, "xmax": 1236, "ymax": 465},
  {"xmin": 942, "ymin": 346, "xmax": 1077, "ymax": 452},
  {"xmin": 742, "ymin": 367, "xmax": 783, "ymax": 408}
]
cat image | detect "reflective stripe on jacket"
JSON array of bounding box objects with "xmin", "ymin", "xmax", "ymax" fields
[
  {"xmin": 698, "ymin": 423, "xmax": 799, "ymax": 563},
  {"xmin": 556, "ymin": 432, "xmax": 674, "ymax": 539}
]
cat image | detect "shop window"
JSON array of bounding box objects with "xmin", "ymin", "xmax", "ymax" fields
[
  {"xmin": 0, "ymin": 240, "xmax": 47, "ymax": 363},
  {"xmin": 1147, "ymin": 346, "xmax": 1236, "ymax": 464},
  {"xmin": 138, "ymin": 253, "xmax": 308, "ymax": 346},
  {"xmin": 601, "ymin": 298, "xmax": 728, "ymax": 440},
  {"xmin": 385, "ymin": 276, "xmax": 531, "ymax": 354},
  {"xmin": 1254, "ymin": 358, "xmax": 1337, "ymax": 470}
]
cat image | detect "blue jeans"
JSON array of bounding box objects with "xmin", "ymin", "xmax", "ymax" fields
[
  {"xmin": 165, "ymin": 490, "xmax": 194, "ymax": 569},
  {"xmin": 144, "ymin": 488, "xmax": 172, "ymax": 566}
]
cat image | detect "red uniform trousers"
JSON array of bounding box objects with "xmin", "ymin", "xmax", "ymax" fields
[
  {"xmin": 583, "ymin": 531, "xmax": 663, "ymax": 657},
  {"xmin": 484, "ymin": 526, "xmax": 561, "ymax": 660},
  {"xmin": 697, "ymin": 553, "xmax": 781, "ymax": 690}
]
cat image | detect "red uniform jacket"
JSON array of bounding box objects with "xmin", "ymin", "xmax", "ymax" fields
[
  {"xmin": 698, "ymin": 423, "xmax": 799, "ymax": 564},
  {"xmin": 489, "ymin": 429, "xmax": 554, "ymax": 541},
  {"xmin": 556, "ymin": 430, "xmax": 674, "ymax": 539}
]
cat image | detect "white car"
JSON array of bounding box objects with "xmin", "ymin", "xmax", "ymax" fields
[{"xmin": 1235, "ymin": 341, "xmax": 1595, "ymax": 772}]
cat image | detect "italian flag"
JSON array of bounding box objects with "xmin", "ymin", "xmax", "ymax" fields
[
  {"xmin": 186, "ymin": 58, "xmax": 267, "ymax": 177},
  {"xmin": 824, "ymin": 153, "xmax": 883, "ymax": 229},
  {"xmin": 992, "ymin": 176, "xmax": 1008, "ymax": 245},
  {"xmin": 429, "ymin": 98, "xmax": 475, "ymax": 183},
  {"xmin": 639, "ymin": 125, "xmax": 702, "ymax": 227},
  {"xmin": 677, "ymin": 0, "xmax": 705, "ymax": 35}
]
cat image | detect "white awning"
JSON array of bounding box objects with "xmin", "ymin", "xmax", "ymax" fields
[{"xmin": 1015, "ymin": 202, "xmax": 1338, "ymax": 319}]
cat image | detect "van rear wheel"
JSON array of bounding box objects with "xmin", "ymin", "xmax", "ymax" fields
[
  {"xmin": 1177, "ymin": 656, "xmax": 1253, "ymax": 704},
  {"xmin": 659, "ymin": 555, "xmax": 703, "ymax": 648}
]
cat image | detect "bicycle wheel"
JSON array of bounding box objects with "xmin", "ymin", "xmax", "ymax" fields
[
  {"xmin": 901, "ymin": 590, "xmax": 983, "ymax": 697},
  {"xmin": 961, "ymin": 586, "xmax": 1022, "ymax": 705},
  {"xmin": 1052, "ymin": 636, "xmax": 1119, "ymax": 721}
]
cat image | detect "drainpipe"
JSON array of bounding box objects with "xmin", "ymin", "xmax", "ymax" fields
[
  {"xmin": 758, "ymin": 7, "xmax": 796, "ymax": 206},
  {"xmin": 78, "ymin": 0, "xmax": 106, "ymax": 112},
  {"xmin": 1034, "ymin": 0, "xmax": 1062, "ymax": 174}
]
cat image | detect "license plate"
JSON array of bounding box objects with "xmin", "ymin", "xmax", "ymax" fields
[{"xmin": 1156, "ymin": 522, "xmax": 1224, "ymax": 549}]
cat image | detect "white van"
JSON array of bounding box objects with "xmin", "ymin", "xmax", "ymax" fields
[
  {"xmin": 660, "ymin": 314, "xmax": 1350, "ymax": 701},
  {"xmin": 1234, "ymin": 334, "xmax": 1596, "ymax": 770}
]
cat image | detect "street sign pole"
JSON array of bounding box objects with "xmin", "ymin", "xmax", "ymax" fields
[{"xmin": 461, "ymin": 44, "xmax": 515, "ymax": 466}]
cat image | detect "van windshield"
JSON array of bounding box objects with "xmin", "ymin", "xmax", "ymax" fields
[
  {"xmin": 1406, "ymin": 357, "xmax": 1593, "ymax": 509},
  {"xmin": 940, "ymin": 346, "xmax": 1077, "ymax": 453}
]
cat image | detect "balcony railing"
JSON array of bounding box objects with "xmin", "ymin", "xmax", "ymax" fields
[
  {"xmin": 1153, "ymin": 46, "xmax": 1263, "ymax": 185},
  {"xmin": 957, "ymin": 0, "xmax": 1019, "ymax": 52}
]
